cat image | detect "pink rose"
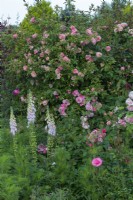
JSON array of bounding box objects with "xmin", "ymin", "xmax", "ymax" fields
[
  {"xmin": 72, "ymin": 90, "xmax": 80, "ymax": 97},
  {"xmin": 34, "ymin": 49, "xmax": 38, "ymax": 54},
  {"xmin": 73, "ymin": 68, "xmax": 79, "ymax": 74},
  {"xmin": 30, "ymin": 17, "xmax": 36, "ymax": 23},
  {"xmin": 121, "ymin": 23, "xmax": 128, "ymax": 28},
  {"xmin": 13, "ymin": 34, "xmax": 18, "ymax": 39},
  {"xmin": 121, "ymin": 66, "xmax": 125, "ymax": 71},
  {"xmin": 32, "ymin": 33, "xmax": 38, "ymax": 39},
  {"xmin": 23, "ymin": 65, "xmax": 28, "ymax": 71},
  {"xmin": 127, "ymin": 106, "xmax": 133, "ymax": 111},
  {"xmin": 91, "ymin": 38, "xmax": 97, "ymax": 45},
  {"xmin": 40, "ymin": 52, "xmax": 44, "ymax": 58},
  {"xmin": 92, "ymin": 157, "xmax": 103, "ymax": 167},
  {"xmin": 63, "ymin": 99, "xmax": 70, "ymax": 106},
  {"xmin": 86, "ymin": 28, "xmax": 93, "ymax": 35},
  {"xmin": 62, "ymin": 56, "xmax": 70, "ymax": 63},
  {"xmin": 105, "ymin": 46, "xmax": 111, "ymax": 52},
  {"xmin": 106, "ymin": 121, "xmax": 111, "ymax": 125},
  {"xmin": 96, "ymin": 52, "xmax": 102, "ymax": 58},
  {"xmin": 13, "ymin": 89, "xmax": 20, "ymax": 95},
  {"xmin": 59, "ymin": 34, "xmax": 66, "ymax": 40},
  {"xmin": 96, "ymin": 36, "xmax": 101, "ymax": 42},
  {"xmin": 70, "ymin": 25, "xmax": 78, "ymax": 35},
  {"xmin": 124, "ymin": 116, "xmax": 133, "ymax": 124},
  {"xmin": 37, "ymin": 144, "xmax": 47, "ymax": 155},
  {"xmin": 76, "ymin": 95, "xmax": 85, "ymax": 104},
  {"xmin": 85, "ymin": 55, "xmax": 93, "ymax": 62},
  {"xmin": 118, "ymin": 119, "xmax": 126, "ymax": 127},
  {"xmin": 85, "ymin": 102, "xmax": 93, "ymax": 111},
  {"xmin": 26, "ymin": 38, "xmax": 31, "ymax": 44},
  {"xmin": 31, "ymin": 71, "xmax": 37, "ymax": 78}
]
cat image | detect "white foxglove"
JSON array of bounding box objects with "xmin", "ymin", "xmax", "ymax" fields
[
  {"xmin": 27, "ymin": 91, "xmax": 36, "ymax": 127},
  {"xmin": 45, "ymin": 107, "xmax": 56, "ymax": 136},
  {"xmin": 10, "ymin": 107, "xmax": 17, "ymax": 135},
  {"xmin": 129, "ymin": 91, "xmax": 133, "ymax": 100}
]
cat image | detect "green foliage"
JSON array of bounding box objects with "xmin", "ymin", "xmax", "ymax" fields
[
  {"xmin": 20, "ymin": 0, "xmax": 56, "ymax": 34},
  {"xmin": 1, "ymin": 0, "xmax": 133, "ymax": 199}
]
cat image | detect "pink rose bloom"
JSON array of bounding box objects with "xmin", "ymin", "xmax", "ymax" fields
[
  {"xmin": 127, "ymin": 106, "xmax": 133, "ymax": 111},
  {"xmin": 55, "ymin": 68, "xmax": 60, "ymax": 75},
  {"xmin": 62, "ymin": 56, "xmax": 70, "ymax": 63},
  {"xmin": 91, "ymin": 37, "xmax": 97, "ymax": 45},
  {"xmin": 55, "ymin": 66, "xmax": 63, "ymax": 75},
  {"xmin": 105, "ymin": 46, "xmax": 111, "ymax": 52},
  {"xmin": 121, "ymin": 23, "xmax": 128, "ymax": 28},
  {"xmin": 76, "ymin": 95, "xmax": 85, "ymax": 104},
  {"xmin": 102, "ymin": 129, "xmax": 106, "ymax": 133},
  {"xmin": 60, "ymin": 52, "xmax": 65, "ymax": 58},
  {"xmin": 116, "ymin": 24, "xmax": 123, "ymax": 32},
  {"xmin": 96, "ymin": 52, "xmax": 102, "ymax": 58},
  {"xmin": 59, "ymin": 34, "xmax": 66, "ymax": 40},
  {"xmin": 23, "ymin": 65, "xmax": 28, "ymax": 71},
  {"xmin": 72, "ymin": 90, "xmax": 80, "ymax": 97},
  {"xmin": 96, "ymin": 36, "xmax": 101, "ymax": 42},
  {"xmin": 70, "ymin": 25, "xmax": 78, "ymax": 35},
  {"xmin": 85, "ymin": 102, "xmax": 93, "ymax": 111},
  {"xmin": 13, "ymin": 89, "xmax": 20, "ymax": 95},
  {"xmin": 121, "ymin": 66, "xmax": 125, "ymax": 71},
  {"xmin": 26, "ymin": 38, "xmax": 31, "ymax": 44},
  {"xmin": 58, "ymin": 104, "xmax": 67, "ymax": 116},
  {"xmin": 125, "ymin": 98, "xmax": 133, "ymax": 106},
  {"xmin": 92, "ymin": 157, "xmax": 103, "ymax": 167},
  {"xmin": 46, "ymin": 57, "xmax": 49, "ymax": 61},
  {"xmin": 37, "ymin": 144, "xmax": 47, "ymax": 155},
  {"xmin": 118, "ymin": 119, "xmax": 126, "ymax": 127},
  {"xmin": 32, "ymin": 33, "xmax": 38, "ymax": 39},
  {"xmin": 67, "ymin": 90, "xmax": 71, "ymax": 94},
  {"xmin": 43, "ymin": 32, "xmax": 49, "ymax": 38},
  {"xmin": 53, "ymin": 91, "xmax": 58, "ymax": 96},
  {"xmin": 106, "ymin": 121, "xmax": 111, "ymax": 125},
  {"xmin": 40, "ymin": 52, "xmax": 44, "ymax": 58},
  {"xmin": 44, "ymin": 49, "xmax": 50, "ymax": 55},
  {"xmin": 13, "ymin": 34, "xmax": 18, "ymax": 39},
  {"xmin": 34, "ymin": 49, "xmax": 38, "ymax": 54},
  {"xmin": 31, "ymin": 71, "xmax": 37, "ymax": 78},
  {"xmin": 73, "ymin": 68, "xmax": 79, "ymax": 74},
  {"xmin": 125, "ymin": 116, "xmax": 133, "ymax": 124},
  {"xmin": 58, "ymin": 66, "xmax": 63, "ymax": 71},
  {"xmin": 85, "ymin": 55, "xmax": 93, "ymax": 62},
  {"xmin": 63, "ymin": 99, "xmax": 70, "ymax": 106},
  {"xmin": 30, "ymin": 17, "xmax": 36, "ymax": 23},
  {"xmin": 86, "ymin": 28, "xmax": 93, "ymax": 35}
]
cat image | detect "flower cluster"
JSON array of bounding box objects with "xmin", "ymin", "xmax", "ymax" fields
[
  {"xmin": 58, "ymin": 99, "xmax": 70, "ymax": 116},
  {"xmin": 72, "ymin": 90, "xmax": 85, "ymax": 106},
  {"xmin": 125, "ymin": 91, "xmax": 133, "ymax": 124},
  {"xmin": 114, "ymin": 22, "xmax": 128, "ymax": 32},
  {"xmin": 37, "ymin": 144, "xmax": 47, "ymax": 155},
  {"xmin": 126, "ymin": 91, "xmax": 133, "ymax": 112},
  {"xmin": 27, "ymin": 91, "xmax": 36, "ymax": 127},
  {"xmin": 10, "ymin": 107, "xmax": 17, "ymax": 135},
  {"xmin": 117, "ymin": 91, "xmax": 133, "ymax": 126},
  {"xmin": 80, "ymin": 116, "xmax": 90, "ymax": 129},
  {"xmin": 87, "ymin": 129, "xmax": 106, "ymax": 144},
  {"xmin": 45, "ymin": 107, "xmax": 56, "ymax": 136}
]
